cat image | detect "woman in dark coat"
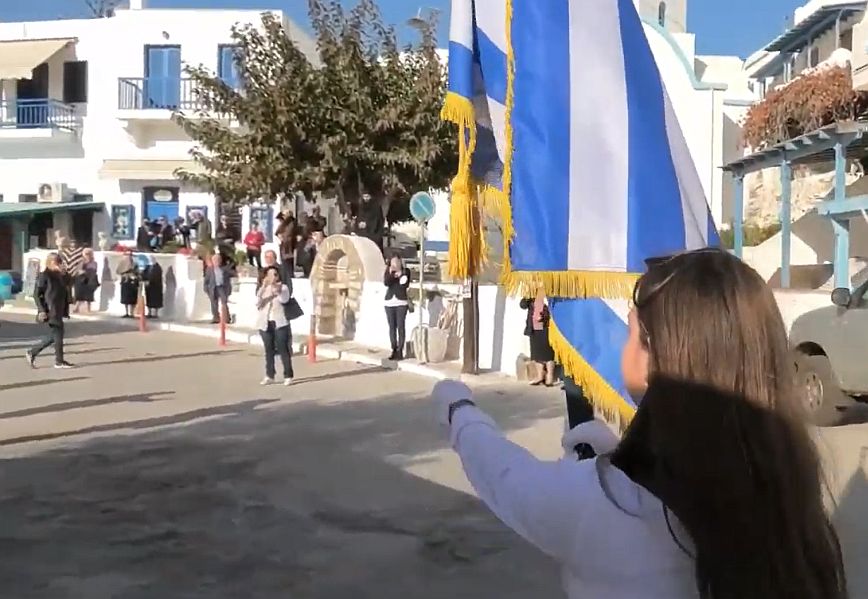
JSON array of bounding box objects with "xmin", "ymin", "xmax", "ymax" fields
[
  {"xmin": 116, "ymin": 250, "xmax": 140, "ymax": 318},
  {"xmin": 143, "ymin": 261, "xmax": 164, "ymax": 318},
  {"xmin": 520, "ymin": 291, "xmax": 556, "ymax": 386},
  {"xmin": 72, "ymin": 247, "xmax": 99, "ymax": 313}
]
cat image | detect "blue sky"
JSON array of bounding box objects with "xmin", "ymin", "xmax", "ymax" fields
[{"xmin": 3, "ymin": 0, "xmax": 804, "ymax": 58}]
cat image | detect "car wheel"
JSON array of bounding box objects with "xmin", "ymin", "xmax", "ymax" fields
[{"xmin": 794, "ymin": 354, "xmax": 846, "ymax": 427}]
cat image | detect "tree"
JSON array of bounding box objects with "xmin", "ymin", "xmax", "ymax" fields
[{"xmin": 175, "ymin": 0, "xmax": 457, "ymax": 217}]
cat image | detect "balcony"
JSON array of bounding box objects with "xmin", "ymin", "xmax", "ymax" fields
[
  {"xmin": 0, "ymin": 99, "xmax": 80, "ymax": 142},
  {"xmin": 117, "ymin": 77, "xmax": 206, "ymax": 120}
]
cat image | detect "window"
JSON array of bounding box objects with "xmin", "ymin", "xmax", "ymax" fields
[
  {"xmin": 658, "ymin": 2, "xmax": 667, "ymax": 27},
  {"xmin": 18, "ymin": 194, "xmax": 37, "ymax": 203},
  {"xmin": 63, "ymin": 61, "xmax": 88, "ymax": 104},
  {"xmin": 218, "ymin": 45, "xmax": 242, "ymax": 89},
  {"xmin": 840, "ymin": 28, "xmax": 853, "ymax": 51},
  {"xmin": 809, "ymin": 46, "xmax": 820, "ymax": 68},
  {"xmin": 72, "ymin": 194, "xmax": 93, "ymax": 203}
]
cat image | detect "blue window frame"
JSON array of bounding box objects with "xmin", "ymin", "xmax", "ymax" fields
[
  {"xmin": 145, "ymin": 45, "xmax": 181, "ymax": 109},
  {"xmin": 218, "ymin": 45, "xmax": 242, "ymax": 89}
]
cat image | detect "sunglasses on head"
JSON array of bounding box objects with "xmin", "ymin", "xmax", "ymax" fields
[{"xmin": 635, "ymin": 247, "xmax": 727, "ymax": 308}]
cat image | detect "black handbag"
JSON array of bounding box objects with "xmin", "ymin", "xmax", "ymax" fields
[{"xmin": 282, "ymin": 297, "xmax": 304, "ymax": 321}]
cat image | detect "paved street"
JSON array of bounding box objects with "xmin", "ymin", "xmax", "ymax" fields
[
  {"xmin": 0, "ymin": 313, "xmax": 866, "ymax": 598},
  {"xmin": 0, "ymin": 314, "xmax": 567, "ymax": 599}
]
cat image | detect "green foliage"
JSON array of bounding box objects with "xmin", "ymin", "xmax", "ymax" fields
[
  {"xmin": 719, "ymin": 223, "xmax": 781, "ymax": 249},
  {"xmin": 175, "ymin": 0, "xmax": 457, "ymax": 216}
]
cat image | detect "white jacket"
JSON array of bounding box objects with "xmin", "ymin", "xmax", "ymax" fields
[
  {"xmin": 450, "ymin": 407, "xmax": 698, "ymax": 599},
  {"xmin": 255, "ymin": 284, "xmax": 291, "ymax": 331}
]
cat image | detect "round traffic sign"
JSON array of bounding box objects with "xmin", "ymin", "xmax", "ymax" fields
[{"xmin": 409, "ymin": 191, "xmax": 436, "ymax": 223}]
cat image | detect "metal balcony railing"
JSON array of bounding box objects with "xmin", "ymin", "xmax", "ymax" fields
[
  {"xmin": 117, "ymin": 77, "xmax": 204, "ymax": 111},
  {"xmin": 0, "ymin": 99, "xmax": 80, "ymax": 131}
]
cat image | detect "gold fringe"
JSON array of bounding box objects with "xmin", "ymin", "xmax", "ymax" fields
[
  {"xmin": 503, "ymin": 270, "xmax": 640, "ymax": 301},
  {"xmin": 549, "ymin": 317, "xmax": 637, "ymax": 432}
]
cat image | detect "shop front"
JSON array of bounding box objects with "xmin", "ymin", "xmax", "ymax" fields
[{"xmin": 0, "ymin": 200, "xmax": 104, "ymax": 271}]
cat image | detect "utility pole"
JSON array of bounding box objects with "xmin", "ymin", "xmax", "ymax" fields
[{"xmin": 461, "ymin": 279, "xmax": 479, "ymax": 374}]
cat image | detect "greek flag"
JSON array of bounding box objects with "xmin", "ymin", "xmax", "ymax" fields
[{"xmin": 443, "ymin": 0, "xmax": 719, "ymax": 422}]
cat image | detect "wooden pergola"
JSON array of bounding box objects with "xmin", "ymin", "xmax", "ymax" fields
[{"xmin": 723, "ymin": 121, "xmax": 868, "ymax": 289}]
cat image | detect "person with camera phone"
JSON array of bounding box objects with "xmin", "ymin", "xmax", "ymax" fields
[
  {"xmin": 255, "ymin": 266, "xmax": 295, "ymax": 386},
  {"xmin": 26, "ymin": 252, "xmax": 74, "ymax": 369},
  {"xmin": 384, "ymin": 254, "xmax": 411, "ymax": 361}
]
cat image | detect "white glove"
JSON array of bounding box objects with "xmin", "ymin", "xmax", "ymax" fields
[
  {"xmin": 432, "ymin": 379, "xmax": 473, "ymax": 428},
  {"xmin": 561, "ymin": 419, "xmax": 620, "ymax": 455}
]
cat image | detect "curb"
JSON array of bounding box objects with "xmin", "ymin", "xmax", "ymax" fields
[{"xmin": 2, "ymin": 306, "xmax": 451, "ymax": 381}]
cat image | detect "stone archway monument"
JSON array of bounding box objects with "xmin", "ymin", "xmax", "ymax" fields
[{"xmin": 310, "ymin": 235, "xmax": 384, "ymax": 338}]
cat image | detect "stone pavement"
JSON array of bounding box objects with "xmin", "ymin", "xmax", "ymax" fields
[
  {"xmin": 0, "ymin": 314, "xmax": 566, "ymax": 598},
  {"xmin": 0, "ymin": 313, "xmax": 866, "ymax": 598}
]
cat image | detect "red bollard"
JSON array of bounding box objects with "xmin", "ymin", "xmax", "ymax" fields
[
  {"xmin": 307, "ymin": 315, "xmax": 317, "ymax": 363},
  {"xmin": 218, "ymin": 303, "xmax": 227, "ymax": 347}
]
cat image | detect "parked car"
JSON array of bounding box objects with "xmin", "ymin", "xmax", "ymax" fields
[{"xmin": 789, "ymin": 279, "xmax": 868, "ymax": 425}]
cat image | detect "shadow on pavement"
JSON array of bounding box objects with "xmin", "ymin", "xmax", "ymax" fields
[
  {"xmin": 0, "ymin": 388, "xmax": 561, "ymax": 599},
  {"xmin": 0, "ymin": 377, "xmax": 90, "ymax": 393},
  {"xmin": 81, "ymin": 350, "xmax": 243, "ymax": 368},
  {"xmin": 0, "ymin": 399, "xmax": 279, "ymax": 448},
  {"xmin": 0, "ymin": 347, "xmax": 121, "ymax": 361},
  {"xmin": 0, "ymin": 391, "xmax": 177, "ymax": 420}
]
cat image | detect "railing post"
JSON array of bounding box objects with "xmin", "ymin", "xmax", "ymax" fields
[
  {"xmin": 833, "ymin": 141, "xmax": 850, "ymax": 289},
  {"xmin": 780, "ymin": 159, "xmax": 792, "ymax": 289}
]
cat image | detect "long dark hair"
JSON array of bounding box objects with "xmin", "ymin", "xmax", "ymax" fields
[{"xmin": 611, "ymin": 248, "xmax": 847, "ymax": 599}]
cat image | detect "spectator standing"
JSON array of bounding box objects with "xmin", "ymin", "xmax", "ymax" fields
[
  {"xmin": 116, "ymin": 249, "xmax": 140, "ymax": 319},
  {"xmin": 356, "ymin": 193, "xmax": 385, "ymax": 251},
  {"xmin": 136, "ymin": 219, "xmax": 154, "ymax": 252},
  {"xmin": 255, "ymin": 266, "xmax": 295, "ymax": 386},
  {"xmin": 243, "ymin": 221, "xmax": 266, "ymax": 269},
  {"xmin": 72, "ymin": 247, "xmax": 99, "ymax": 314},
  {"xmin": 26, "ymin": 252, "xmax": 74, "ymax": 369},
  {"xmin": 383, "ymin": 255, "xmax": 411, "ymax": 361},
  {"xmin": 204, "ymin": 253, "xmax": 234, "ymax": 325},
  {"xmin": 143, "ymin": 261, "xmax": 164, "ymax": 319}
]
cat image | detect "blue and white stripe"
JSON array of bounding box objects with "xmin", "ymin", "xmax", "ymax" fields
[
  {"xmin": 446, "ymin": 0, "xmax": 719, "ymax": 411},
  {"xmin": 447, "ymin": 0, "xmax": 718, "ymax": 273}
]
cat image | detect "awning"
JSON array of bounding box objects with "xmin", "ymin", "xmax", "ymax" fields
[
  {"xmin": 98, "ymin": 159, "xmax": 205, "ymax": 180},
  {"xmin": 0, "ymin": 38, "xmax": 76, "ymax": 80},
  {"xmin": 0, "ymin": 200, "xmax": 103, "ymax": 220}
]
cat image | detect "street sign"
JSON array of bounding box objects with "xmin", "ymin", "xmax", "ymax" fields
[{"xmin": 409, "ymin": 191, "xmax": 436, "ymax": 223}]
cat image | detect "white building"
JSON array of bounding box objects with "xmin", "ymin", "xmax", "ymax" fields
[
  {"xmin": 0, "ymin": 0, "xmax": 315, "ymax": 271},
  {"xmin": 633, "ymin": 0, "xmax": 755, "ymax": 229}
]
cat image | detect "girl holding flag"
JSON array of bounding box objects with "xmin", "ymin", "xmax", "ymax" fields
[{"xmin": 434, "ymin": 249, "xmax": 847, "ymax": 599}]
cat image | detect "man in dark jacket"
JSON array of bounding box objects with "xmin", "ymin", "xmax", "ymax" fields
[
  {"xmin": 27, "ymin": 252, "xmax": 74, "ymax": 369},
  {"xmin": 203, "ymin": 253, "xmax": 235, "ymax": 324},
  {"xmin": 356, "ymin": 193, "xmax": 385, "ymax": 251}
]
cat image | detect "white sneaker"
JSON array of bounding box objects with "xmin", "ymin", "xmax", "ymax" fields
[
  {"xmin": 283, "ymin": 378, "xmax": 294, "ymax": 386},
  {"xmin": 260, "ymin": 377, "xmax": 274, "ymax": 386}
]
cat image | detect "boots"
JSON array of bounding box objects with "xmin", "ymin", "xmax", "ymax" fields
[
  {"xmin": 544, "ymin": 361, "xmax": 556, "ymax": 387},
  {"xmin": 529, "ymin": 362, "xmax": 545, "ymax": 385}
]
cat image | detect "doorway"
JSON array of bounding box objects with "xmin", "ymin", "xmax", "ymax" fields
[
  {"xmin": 145, "ymin": 46, "xmax": 181, "ymax": 109},
  {"xmin": 16, "ymin": 63, "xmax": 49, "ymax": 128},
  {"xmin": 71, "ymin": 210, "xmax": 94, "ymax": 246},
  {"xmin": 0, "ymin": 222, "xmax": 12, "ymax": 270}
]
